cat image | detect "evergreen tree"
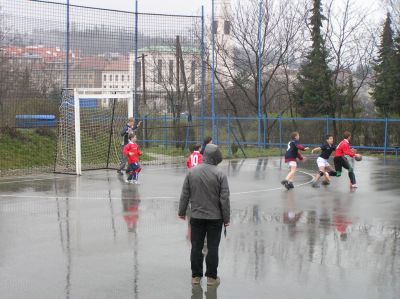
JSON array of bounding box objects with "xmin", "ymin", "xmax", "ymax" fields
[
  {"xmin": 371, "ymin": 13, "xmax": 396, "ymax": 116},
  {"xmin": 392, "ymin": 31, "xmax": 400, "ymax": 115},
  {"xmin": 293, "ymin": 0, "xmax": 333, "ymax": 116}
]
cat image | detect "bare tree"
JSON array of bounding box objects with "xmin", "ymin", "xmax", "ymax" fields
[
  {"xmin": 324, "ymin": 0, "xmax": 377, "ymax": 136},
  {"xmin": 205, "ymin": 0, "xmax": 309, "ymax": 143}
]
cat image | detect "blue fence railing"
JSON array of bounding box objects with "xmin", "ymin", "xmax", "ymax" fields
[{"xmin": 137, "ymin": 115, "xmax": 400, "ymax": 160}]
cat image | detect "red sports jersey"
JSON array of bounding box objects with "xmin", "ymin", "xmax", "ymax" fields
[
  {"xmin": 186, "ymin": 151, "xmax": 203, "ymax": 169},
  {"xmin": 123, "ymin": 142, "xmax": 142, "ymax": 163},
  {"xmin": 335, "ymin": 139, "xmax": 355, "ymax": 158}
]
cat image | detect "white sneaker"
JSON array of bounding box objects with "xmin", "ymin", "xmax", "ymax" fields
[
  {"xmin": 351, "ymin": 184, "xmax": 358, "ymax": 188},
  {"xmin": 125, "ymin": 179, "xmax": 130, "ymax": 183},
  {"xmin": 133, "ymin": 180, "xmax": 140, "ymax": 185}
]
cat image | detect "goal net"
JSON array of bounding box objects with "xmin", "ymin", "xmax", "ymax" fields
[{"xmin": 55, "ymin": 88, "xmax": 134, "ymax": 175}]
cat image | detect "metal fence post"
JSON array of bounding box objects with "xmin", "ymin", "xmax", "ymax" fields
[
  {"xmin": 211, "ymin": 0, "xmax": 216, "ymax": 141},
  {"xmin": 384, "ymin": 118, "xmax": 388, "ymax": 160},
  {"xmin": 257, "ymin": 0, "xmax": 263, "ymax": 148},
  {"xmin": 200, "ymin": 5, "xmax": 205, "ymax": 143},
  {"xmin": 133, "ymin": 0, "xmax": 139, "ymax": 119},
  {"xmin": 279, "ymin": 114, "xmax": 283, "ymax": 169},
  {"xmin": 216, "ymin": 114, "xmax": 219, "ymax": 145},
  {"xmin": 326, "ymin": 116, "xmax": 329, "ymax": 136},
  {"xmin": 227, "ymin": 114, "xmax": 231, "ymax": 158},
  {"xmin": 164, "ymin": 113, "xmax": 167, "ymax": 148},
  {"xmin": 65, "ymin": 0, "xmax": 70, "ymax": 88},
  {"xmin": 263, "ymin": 114, "xmax": 266, "ymax": 148}
]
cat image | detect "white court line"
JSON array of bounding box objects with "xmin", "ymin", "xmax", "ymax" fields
[
  {"xmin": 0, "ymin": 194, "xmax": 177, "ymax": 201},
  {"xmin": 0, "ymin": 176, "xmax": 70, "ymax": 185},
  {"xmin": 0, "ymin": 171, "xmax": 314, "ymax": 200},
  {"xmin": 0, "ymin": 158, "xmax": 294, "ymax": 183},
  {"xmin": 0, "ymin": 159, "xmax": 315, "ymax": 197}
]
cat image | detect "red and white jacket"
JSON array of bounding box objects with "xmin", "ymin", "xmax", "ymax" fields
[
  {"xmin": 335, "ymin": 139, "xmax": 355, "ymax": 158},
  {"xmin": 186, "ymin": 151, "xmax": 203, "ymax": 169},
  {"xmin": 123, "ymin": 142, "xmax": 142, "ymax": 164}
]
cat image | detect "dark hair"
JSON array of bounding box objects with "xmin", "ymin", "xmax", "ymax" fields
[
  {"xmin": 343, "ymin": 131, "xmax": 351, "ymax": 139},
  {"xmin": 326, "ymin": 134, "xmax": 333, "ymax": 140},
  {"xmin": 291, "ymin": 131, "xmax": 299, "ymax": 139},
  {"xmin": 204, "ymin": 136, "xmax": 212, "ymax": 144},
  {"xmin": 128, "ymin": 133, "xmax": 136, "ymax": 140},
  {"xmin": 193, "ymin": 143, "xmax": 201, "ymax": 151}
]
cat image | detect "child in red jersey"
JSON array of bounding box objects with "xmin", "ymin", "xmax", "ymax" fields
[
  {"xmin": 123, "ymin": 134, "xmax": 142, "ymax": 184},
  {"xmin": 186, "ymin": 144, "xmax": 203, "ymax": 169},
  {"xmin": 333, "ymin": 131, "xmax": 361, "ymax": 188}
]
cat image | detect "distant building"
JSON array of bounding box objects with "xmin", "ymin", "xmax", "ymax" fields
[{"xmin": 129, "ymin": 46, "xmax": 201, "ymax": 113}]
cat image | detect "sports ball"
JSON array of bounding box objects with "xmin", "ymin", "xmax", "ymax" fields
[{"xmin": 354, "ymin": 155, "xmax": 362, "ymax": 162}]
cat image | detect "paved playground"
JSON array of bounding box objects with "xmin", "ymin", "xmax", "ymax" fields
[{"xmin": 0, "ymin": 157, "xmax": 399, "ymax": 299}]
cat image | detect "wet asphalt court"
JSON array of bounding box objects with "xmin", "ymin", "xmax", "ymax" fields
[{"xmin": 0, "ymin": 157, "xmax": 399, "ymax": 299}]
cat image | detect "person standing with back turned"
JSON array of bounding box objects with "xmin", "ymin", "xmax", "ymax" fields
[{"xmin": 179, "ymin": 144, "xmax": 230, "ymax": 287}]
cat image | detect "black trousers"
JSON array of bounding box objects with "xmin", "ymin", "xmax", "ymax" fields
[
  {"xmin": 333, "ymin": 156, "xmax": 356, "ymax": 184},
  {"xmin": 190, "ymin": 218, "xmax": 223, "ymax": 279}
]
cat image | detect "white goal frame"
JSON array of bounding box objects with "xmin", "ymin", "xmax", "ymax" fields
[{"xmin": 73, "ymin": 88, "xmax": 134, "ymax": 175}]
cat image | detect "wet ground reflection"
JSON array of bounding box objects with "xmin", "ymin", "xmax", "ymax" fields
[{"xmin": 0, "ymin": 158, "xmax": 399, "ymax": 298}]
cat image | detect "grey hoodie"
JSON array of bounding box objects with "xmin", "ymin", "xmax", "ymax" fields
[{"xmin": 178, "ymin": 144, "xmax": 230, "ymax": 224}]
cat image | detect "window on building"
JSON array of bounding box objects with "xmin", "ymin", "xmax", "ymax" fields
[
  {"xmin": 136, "ymin": 62, "xmax": 141, "ymax": 87},
  {"xmin": 115, "ymin": 75, "xmax": 119, "ymax": 81},
  {"xmin": 103, "ymin": 86, "xmax": 106, "ymax": 88},
  {"xmin": 103, "ymin": 74, "xmax": 107, "ymax": 81},
  {"xmin": 127, "ymin": 75, "xmax": 130, "ymax": 81},
  {"xmin": 158, "ymin": 59, "xmax": 163, "ymax": 83},
  {"xmin": 121, "ymin": 75, "xmax": 125, "ymax": 81},
  {"xmin": 191, "ymin": 61, "xmax": 196, "ymax": 85},
  {"xmin": 109, "ymin": 74, "xmax": 113, "ymax": 81},
  {"xmin": 224, "ymin": 20, "xmax": 231, "ymax": 35},
  {"xmin": 169, "ymin": 60, "xmax": 174, "ymax": 84},
  {"xmin": 212, "ymin": 20, "xmax": 218, "ymax": 34}
]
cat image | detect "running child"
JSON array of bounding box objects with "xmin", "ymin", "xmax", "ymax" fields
[
  {"xmin": 186, "ymin": 143, "xmax": 203, "ymax": 169},
  {"xmin": 311, "ymin": 134, "xmax": 337, "ymax": 188},
  {"xmin": 333, "ymin": 131, "xmax": 361, "ymax": 189},
  {"xmin": 123, "ymin": 133, "xmax": 142, "ymax": 184},
  {"xmin": 281, "ymin": 131, "xmax": 309, "ymax": 190}
]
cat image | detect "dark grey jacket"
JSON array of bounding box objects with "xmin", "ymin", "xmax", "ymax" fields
[{"xmin": 178, "ymin": 144, "xmax": 230, "ymax": 224}]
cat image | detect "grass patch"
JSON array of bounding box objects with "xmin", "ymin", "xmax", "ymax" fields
[
  {"xmin": 0, "ymin": 129, "xmax": 56, "ymax": 170},
  {"xmin": 143, "ymin": 145, "xmax": 187, "ymax": 157}
]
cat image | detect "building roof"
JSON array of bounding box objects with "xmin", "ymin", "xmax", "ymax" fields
[
  {"xmin": 1, "ymin": 45, "xmax": 74, "ymax": 61},
  {"xmin": 137, "ymin": 45, "xmax": 199, "ymax": 54},
  {"xmin": 103, "ymin": 57, "xmax": 129, "ymax": 71}
]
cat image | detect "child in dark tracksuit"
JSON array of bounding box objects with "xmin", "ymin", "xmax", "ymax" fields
[{"xmin": 281, "ymin": 131, "xmax": 309, "ymax": 190}]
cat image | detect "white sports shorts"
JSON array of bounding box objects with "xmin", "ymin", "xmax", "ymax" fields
[
  {"xmin": 287, "ymin": 161, "xmax": 297, "ymax": 168},
  {"xmin": 317, "ymin": 157, "xmax": 330, "ymax": 168}
]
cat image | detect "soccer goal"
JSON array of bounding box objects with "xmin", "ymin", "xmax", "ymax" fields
[{"xmin": 55, "ymin": 88, "xmax": 134, "ymax": 175}]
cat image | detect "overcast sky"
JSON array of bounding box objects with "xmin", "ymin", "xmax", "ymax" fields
[{"xmin": 52, "ymin": 0, "xmax": 386, "ymax": 22}]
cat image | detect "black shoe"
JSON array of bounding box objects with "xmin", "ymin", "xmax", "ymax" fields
[
  {"xmin": 117, "ymin": 170, "xmax": 123, "ymax": 175},
  {"xmin": 288, "ymin": 182, "xmax": 294, "ymax": 189},
  {"xmin": 312, "ymin": 182, "xmax": 320, "ymax": 188},
  {"xmin": 281, "ymin": 180, "xmax": 288, "ymax": 186}
]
